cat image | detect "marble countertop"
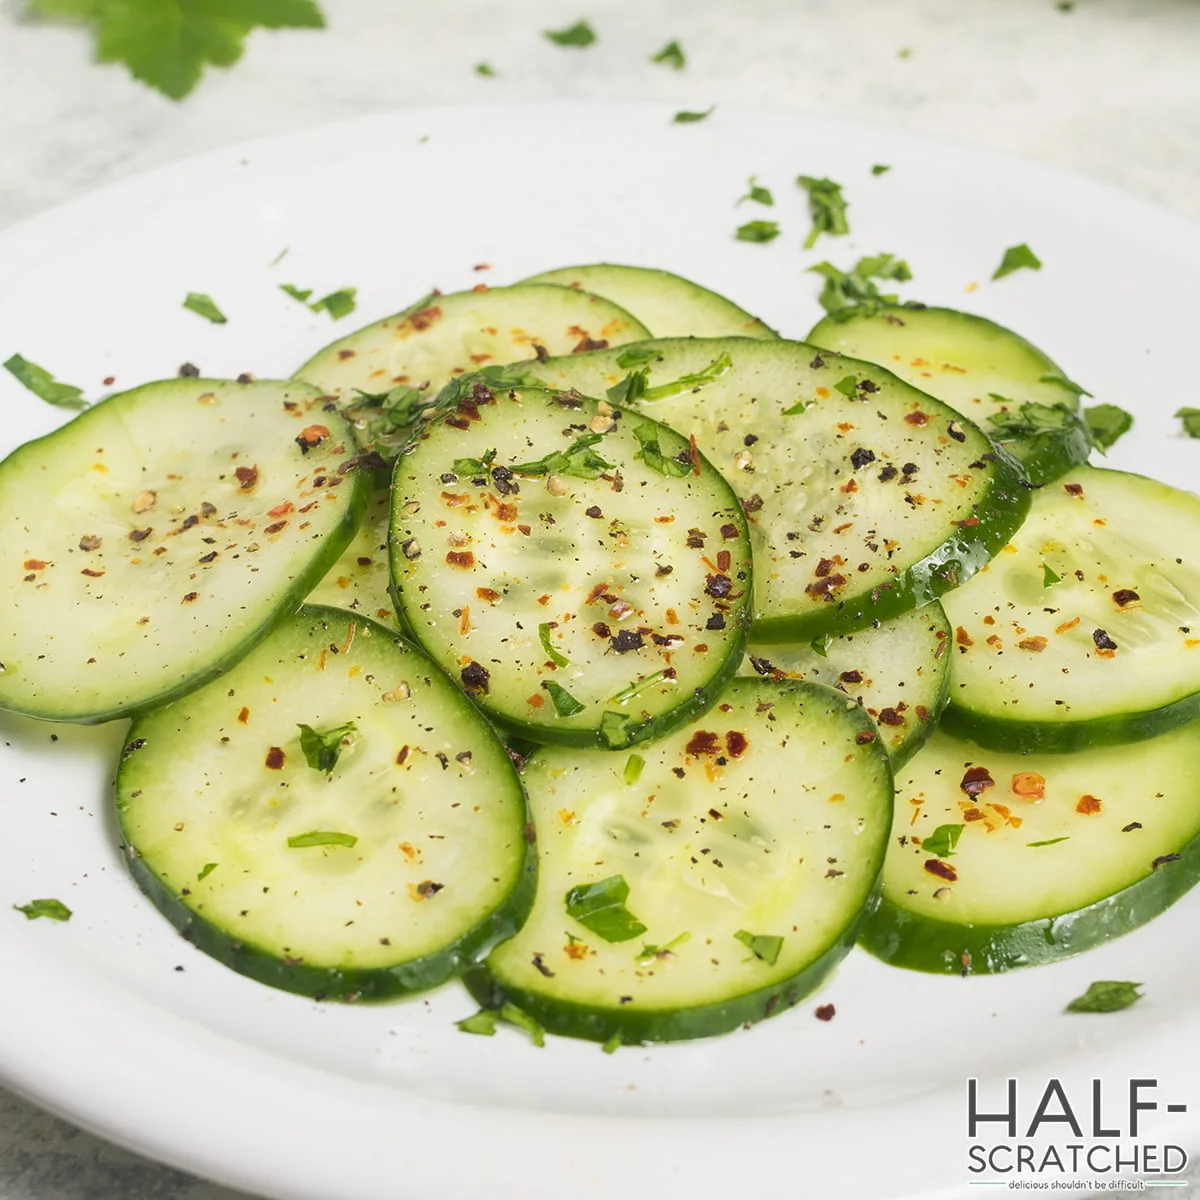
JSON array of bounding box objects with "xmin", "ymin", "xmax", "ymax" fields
[{"xmin": 1, "ymin": 0, "xmax": 1198, "ymax": 1196}]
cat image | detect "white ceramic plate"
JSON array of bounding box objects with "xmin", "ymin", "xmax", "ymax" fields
[{"xmin": 2, "ymin": 102, "xmax": 1199, "ymax": 1200}]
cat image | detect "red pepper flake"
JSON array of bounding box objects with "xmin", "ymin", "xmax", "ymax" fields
[
  {"xmin": 572, "ymin": 336, "xmax": 608, "ymax": 354},
  {"xmin": 1064, "ymin": 482, "xmax": 1084, "ymax": 497},
  {"xmin": 1076, "ymin": 794, "xmax": 1102, "ymax": 815},
  {"xmin": 527, "ymin": 694, "xmax": 545, "ymax": 709},
  {"xmin": 725, "ymin": 730, "xmax": 748, "ymax": 758},
  {"xmin": 904, "ymin": 411, "xmax": 929, "ymax": 426},
  {"xmin": 1011, "ymin": 772, "xmax": 1045, "ymax": 800},
  {"xmin": 23, "ymin": 559, "xmax": 46, "ymax": 571},
  {"xmin": 806, "ymin": 574, "xmax": 846, "ymax": 598},
  {"xmin": 855, "ymin": 731, "xmax": 876, "ymax": 745},
  {"xmin": 720, "ymin": 523, "xmax": 738, "ymax": 540},
  {"xmin": 295, "ymin": 425, "xmax": 331, "ymax": 453},
  {"xmin": 237, "ymin": 707, "xmax": 250, "ymax": 724},
  {"xmin": 264, "ymin": 520, "xmax": 288, "ymax": 535},
  {"xmin": 181, "ymin": 591, "xmax": 199, "ymax": 603},
  {"xmin": 915, "ymin": 705, "xmax": 932, "ymax": 722},
  {"xmin": 962, "ymin": 807, "xmax": 985, "ymax": 822},
  {"xmin": 877, "ymin": 707, "xmax": 904, "ymax": 726},
  {"xmin": 476, "ymin": 587, "xmax": 501, "ymax": 603},
  {"xmin": 685, "ymin": 731, "xmax": 721, "ymax": 756},
  {"xmin": 408, "ymin": 305, "xmax": 442, "ymax": 332},
  {"xmin": 955, "ymin": 626, "xmax": 974, "ymax": 648},
  {"xmin": 1018, "ymin": 636, "xmax": 1048, "ymax": 652},
  {"xmin": 265, "ymin": 747, "xmax": 285, "ymax": 769},
  {"xmin": 688, "ymin": 434, "xmax": 701, "ymax": 476},
  {"xmin": 814, "ymin": 1004, "xmax": 836, "ymax": 1022},
  {"xmin": 924, "ymin": 858, "xmax": 958, "ymax": 882},
  {"xmin": 716, "ymin": 550, "xmax": 731, "ymax": 572},
  {"xmin": 234, "ymin": 466, "xmax": 258, "ymax": 490},
  {"xmin": 445, "ymin": 550, "xmax": 476, "ymax": 569},
  {"xmin": 268, "ymin": 501, "xmax": 294, "ymax": 518},
  {"xmin": 960, "ymin": 766, "xmax": 995, "ymax": 798},
  {"xmin": 80, "ymin": 568, "xmax": 105, "ymax": 578},
  {"xmin": 815, "ymin": 557, "xmax": 835, "ymax": 578}
]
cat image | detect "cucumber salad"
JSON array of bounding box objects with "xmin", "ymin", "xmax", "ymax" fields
[{"xmin": 5, "ymin": 256, "xmax": 1198, "ymax": 1048}]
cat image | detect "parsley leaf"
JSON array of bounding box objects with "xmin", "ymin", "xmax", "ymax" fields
[
  {"xmin": 636, "ymin": 352, "xmax": 733, "ymax": 403},
  {"xmin": 615, "ymin": 345, "xmax": 659, "ymax": 369},
  {"xmin": 631, "ymin": 421, "xmax": 691, "ymax": 478},
  {"xmin": 986, "ymin": 400, "xmax": 1095, "ymax": 463},
  {"xmin": 2, "ymin": 354, "xmax": 87, "ymax": 409},
  {"xmin": 542, "ymin": 680, "xmax": 585, "ymax": 717},
  {"xmin": 606, "ymin": 370, "xmax": 647, "ymax": 406},
  {"xmin": 1084, "ymin": 404, "xmax": 1133, "ymax": 453},
  {"xmin": 1065, "ymin": 980, "xmax": 1142, "ymax": 1014},
  {"xmin": 623, "ymin": 754, "xmax": 645, "ymax": 785},
  {"xmin": 538, "ymin": 622, "xmax": 569, "ymax": 667},
  {"xmin": 1176, "ymin": 408, "xmax": 1200, "ymax": 438},
  {"xmin": 922, "ymin": 824, "xmax": 964, "ymax": 858},
  {"xmin": 183, "ymin": 291, "xmax": 227, "ymax": 324},
  {"xmin": 1027, "ymin": 836, "xmax": 1070, "ymax": 848},
  {"xmin": 871, "ymin": 164, "xmax": 891, "ymax": 176},
  {"xmin": 673, "ymin": 106, "xmax": 714, "ymax": 124},
  {"xmin": 734, "ymin": 929, "xmax": 783, "ymax": 966},
  {"xmin": 609, "ymin": 671, "xmax": 671, "ymax": 705},
  {"xmin": 452, "ymin": 447, "xmax": 497, "ymax": 478},
  {"xmin": 287, "ymin": 829, "xmax": 358, "ymax": 849},
  {"xmin": 600, "ymin": 711, "xmax": 632, "ymax": 748},
  {"xmin": 796, "ymin": 175, "xmax": 850, "ymax": 249},
  {"xmin": 475, "ymin": 61, "xmax": 495, "ymax": 77},
  {"xmin": 833, "ymin": 375, "xmax": 859, "ymax": 398},
  {"xmin": 544, "ymin": 19, "xmax": 595, "ymax": 47},
  {"xmin": 738, "ymin": 176, "xmax": 774, "ymax": 206},
  {"xmin": 13, "ymin": 898, "xmax": 72, "ymax": 922},
  {"xmin": 280, "ymin": 283, "xmax": 357, "ymax": 319},
  {"xmin": 736, "ymin": 219, "xmax": 781, "ymax": 244},
  {"xmin": 28, "ymin": 0, "xmax": 326, "ymax": 100},
  {"xmin": 809, "ymin": 253, "xmax": 913, "ymax": 317},
  {"xmin": 602, "ymin": 1033, "xmax": 622, "ymax": 1054},
  {"xmin": 565, "ymin": 875, "xmax": 648, "ymax": 943},
  {"xmin": 197, "ymin": 862, "xmax": 219, "ymax": 881},
  {"xmin": 296, "ymin": 721, "xmax": 356, "ymax": 773},
  {"xmin": 1043, "ymin": 563, "xmax": 1062, "ymax": 587},
  {"xmin": 498, "ymin": 1002, "xmax": 545, "ymax": 1046},
  {"xmin": 456, "ymin": 1009, "xmax": 499, "ymax": 1036},
  {"xmin": 636, "ymin": 931, "xmax": 689, "ymax": 962},
  {"xmin": 810, "ymin": 634, "xmax": 831, "ymax": 657},
  {"xmin": 992, "ymin": 243, "xmax": 1042, "ymax": 280},
  {"xmin": 511, "ymin": 433, "xmax": 614, "ymax": 480},
  {"xmin": 456, "ymin": 1004, "xmax": 545, "ymax": 1046},
  {"xmin": 280, "ymin": 283, "xmax": 313, "ymax": 304},
  {"xmin": 650, "ymin": 39, "xmax": 684, "ymax": 69}
]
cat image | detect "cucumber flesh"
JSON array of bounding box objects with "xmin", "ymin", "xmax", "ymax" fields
[
  {"xmin": 942, "ymin": 466, "xmax": 1200, "ymax": 752},
  {"xmin": 525, "ymin": 337, "xmax": 1030, "ymax": 641},
  {"xmin": 116, "ymin": 607, "xmax": 534, "ymax": 1000},
  {"xmin": 861, "ymin": 725, "xmax": 1200, "ymax": 974},
  {"xmin": 390, "ymin": 385, "xmax": 751, "ymax": 749},
  {"xmin": 807, "ymin": 305, "xmax": 1088, "ymax": 485},
  {"xmin": 519, "ymin": 263, "xmax": 777, "ymax": 340},
  {"xmin": 739, "ymin": 602, "xmax": 950, "ymax": 765},
  {"xmin": 306, "ymin": 489, "xmax": 398, "ymax": 629},
  {"xmin": 0, "ymin": 378, "xmax": 367, "ymax": 724},
  {"xmin": 470, "ymin": 678, "xmax": 892, "ymax": 1043},
  {"xmin": 294, "ymin": 285, "xmax": 650, "ymax": 458}
]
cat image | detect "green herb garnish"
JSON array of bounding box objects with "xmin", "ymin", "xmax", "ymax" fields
[
  {"xmin": 475, "ymin": 62, "xmax": 496, "ymax": 77},
  {"xmin": 673, "ymin": 106, "xmax": 714, "ymax": 124},
  {"xmin": 456, "ymin": 1004, "xmax": 545, "ymax": 1046},
  {"xmin": 281, "ymin": 283, "xmax": 357, "ymax": 319},
  {"xmin": 1065, "ymin": 980, "xmax": 1142, "ymax": 1013},
  {"xmin": 609, "ymin": 671, "xmax": 671, "ymax": 705},
  {"xmin": 833, "ymin": 375, "xmax": 859, "ymax": 399},
  {"xmin": 1176, "ymin": 408, "xmax": 1200, "ymax": 438},
  {"xmin": 456, "ymin": 1009, "xmax": 499, "ymax": 1036},
  {"xmin": 280, "ymin": 283, "xmax": 314, "ymax": 304},
  {"xmin": 297, "ymin": 721, "xmax": 357, "ymax": 773},
  {"xmin": 13, "ymin": 898, "xmax": 72, "ymax": 922},
  {"xmin": 623, "ymin": 754, "xmax": 645, "ymax": 785},
  {"xmin": 565, "ymin": 875, "xmax": 648, "ymax": 943},
  {"xmin": 1028, "ymin": 836, "xmax": 1070, "ymax": 848},
  {"xmin": 640, "ymin": 352, "xmax": 733, "ymax": 403},
  {"xmin": 268, "ymin": 247, "xmax": 289, "ymax": 267},
  {"xmin": 631, "ymin": 421, "xmax": 690, "ymax": 478},
  {"xmin": 3, "ymin": 354, "xmax": 87, "ymax": 410},
  {"xmin": 542, "ymin": 680, "xmax": 585, "ymax": 717},
  {"xmin": 871, "ymin": 164, "xmax": 891, "ymax": 176},
  {"xmin": 781, "ymin": 398, "xmax": 814, "ymax": 415},
  {"xmin": 636, "ymin": 931, "xmax": 690, "ymax": 963},
  {"xmin": 600, "ymin": 710, "xmax": 632, "ymax": 748},
  {"xmin": 197, "ymin": 862, "xmax": 219, "ymax": 882},
  {"xmin": 1042, "ymin": 564, "xmax": 1062, "ymax": 587},
  {"xmin": 602, "ymin": 1033, "xmax": 622, "ymax": 1054},
  {"xmin": 922, "ymin": 823, "xmax": 964, "ymax": 858},
  {"xmin": 287, "ymin": 830, "xmax": 358, "ymax": 849},
  {"xmin": 183, "ymin": 292, "xmax": 227, "ymax": 324},
  {"xmin": 544, "ymin": 19, "xmax": 596, "ymax": 47},
  {"xmin": 511, "ymin": 433, "xmax": 614, "ymax": 480},
  {"xmin": 738, "ymin": 176, "xmax": 774, "ymax": 207},
  {"xmin": 650, "ymin": 40, "xmax": 684, "ymax": 69},
  {"xmin": 25, "ymin": 0, "xmax": 325, "ymax": 100},
  {"xmin": 810, "ymin": 633, "xmax": 831, "ymax": 657},
  {"xmin": 538, "ymin": 622, "xmax": 569, "ymax": 667},
  {"xmin": 735, "ymin": 219, "xmax": 780, "ymax": 244},
  {"xmin": 992, "ymin": 243, "xmax": 1042, "ymax": 281},
  {"xmin": 809, "ymin": 253, "xmax": 913, "ymax": 318},
  {"xmin": 796, "ymin": 175, "xmax": 850, "ymax": 249},
  {"xmin": 986, "ymin": 400, "xmax": 1094, "ymax": 460},
  {"xmin": 1083, "ymin": 405, "xmax": 1132, "ymax": 452},
  {"xmin": 452, "ymin": 448, "xmax": 498, "ymax": 478},
  {"xmin": 615, "ymin": 346, "xmax": 659, "ymax": 369},
  {"xmin": 606, "ymin": 370, "xmax": 647, "ymax": 405},
  {"xmin": 734, "ymin": 929, "xmax": 783, "ymax": 966}
]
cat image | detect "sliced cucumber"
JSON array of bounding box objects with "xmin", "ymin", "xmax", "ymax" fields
[
  {"xmin": 519, "ymin": 263, "xmax": 777, "ymax": 340},
  {"xmin": 467, "ymin": 678, "xmax": 892, "ymax": 1043},
  {"xmin": 807, "ymin": 306, "xmax": 1088, "ymax": 484},
  {"xmin": 524, "ymin": 337, "xmax": 1030, "ymax": 641},
  {"xmin": 294, "ymin": 285, "xmax": 649, "ymax": 458},
  {"xmin": 861, "ymin": 725, "xmax": 1200, "ymax": 974},
  {"xmin": 739, "ymin": 602, "xmax": 951, "ymax": 764},
  {"xmin": 389, "ymin": 385, "xmax": 751, "ymax": 749},
  {"xmin": 0, "ymin": 378, "xmax": 367, "ymax": 724},
  {"xmin": 116, "ymin": 606, "xmax": 534, "ymax": 1000},
  {"xmin": 942, "ymin": 467, "xmax": 1200, "ymax": 752},
  {"xmin": 306, "ymin": 489, "xmax": 397, "ymax": 628}
]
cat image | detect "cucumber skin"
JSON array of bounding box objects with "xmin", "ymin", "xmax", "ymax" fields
[
  {"xmin": 464, "ymin": 884, "xmax": 880, "ymax": 1044},
  {"xmin": 860, "ymin": 831, "xmax": 1200, "ymax": 975},
  {"xmin": 0, "ymin": 381, "xmax": 372, "ymax": 726},
  {"xmin": 115, "ymin": 606, "xmax": 538, "ymax": 1002},
  {"xmin": 940, "ymin": 690, "xmax": 1200, "ymax": 755},
  {"xmin": 750, "ymin": 446, "xmax": 1032, "ymax": 644}
]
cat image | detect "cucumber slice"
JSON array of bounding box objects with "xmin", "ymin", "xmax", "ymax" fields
[
  {"xmin": 306, "ymin": 489, "xmax": 398, "ymax": 628},
  {"xmin": 0, "ymin": 378, "xmax": 367, "ymax": 724},
  {"xmin": 294, "ymin": 285, "xmax": 649, "ymax": 458},
  {"xmin": 807, "ymin": 306, "xmax": 1088, "ymax": 484},
  {"xmin": 468, "ymin": 678, "xmax": 892, "ymax": 1043},
  {"xmin": 942, "ymin": 467, "xmax": 1200, "ymax": 752},
  {"xmin": 739, "ymin": 602, "xmax": 951, "ymax": 765},
  {"xmin": 525, "ymin": 338, "xmax": 1030, "ymax": 641},
  {"xmin": 389, "ymin": 385, "xmax": 751, "ymax": 749},
  {"xmin": 116, "ymin": 606, "xmax": 534, "ymax": 1001},
  {"xmin": 861, "ymin": 725, "xmax": 1200, "ymax": 974},
  {"xmin": 519, "ymin": 263, "xmax": 778, "ymax": 340}
]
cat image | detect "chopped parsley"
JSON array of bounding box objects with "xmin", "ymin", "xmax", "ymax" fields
[
  {"xmin": 1027, "ymin": 836, "xmax": 1070, "ymax": 848},
  {"xmin": 456, "ymin": 1004, "xmax": 545, "ymax": 1046},
  {"xmin": 3, "ymin": 354, "xmax": 87, "ymax": 409},
  {"xmin": 636, "ymin": 931, "xmax": 690, "ymax": 962},
  {"xmin": 456, "ymin": 1009, "xmax": 499, "ymax": 1036},
  {"xmin": 650, "ymin": 39, "xmax": 685, "ymax": 69},
  {"xmin": 871, "ymin": 164, "xmax": 891, "ymax": 176},
  {"xmin": 475, "ymin": 62, "xmax": 496, "ymax": 77},
  {"xmin": 281, "ymin": 283, "xmax": 357, "ymax": 319},
  {"xmin": 1176, "ymin": 408, "xmax": 1200, "ymax": 438},
  {"xmin": 511, "ymin": 432, "xmax": 614, "ymax": 480},
  {"xmin": 631, "ymin": 421, "xmax": 691, "ymax": 477},
  {"xmin": 297, "ymin": 721, "xmax": 357, "ymax": 773},
  {"xmin": 735, "ymin": 219, "xmax": 781, "ymax": 244},
  {"xmin": 992, "ymin": 243, "xmax": 1042, "ymax": 281},
  {"xmin": 987, "ymin": 400, "xmax": 1094, "ymax": 461},
  {"xmin": 615, "ymin": 345, "xmax": 660, "ymax": 369},
  {"xmin": 197, "ymin": 862, "xmax": 219, "ymax": 882},
  {"xmin": 602, "ymin": 1033, "xmax": 622, "ymax": 1054},
  {"xmin": 1084, "ymin": 405, "xmax": 1133, "ymax": 452},
  {"xmin": 809, "ymin": 253, "xmax": 913, "ymax": 317},
  {"xmin": 810, "ymin": 633, "xmax": 832, "ymax": 657},
  {"xmin": 542, "ymin": 680, "xmax": 585, "ymax": 717},
  {"xmin": 796, "ymin": 175, "xmax": 850, "ymax": 249},
  {"xmin": 623, "ymin": 754, "xmax": 645, "ymax": 785},
  {"xmin": 833, "ymin": 375, "xmax": 859, "ymax": 398},
  {"xmin": 922, "ymin": 823, "xmax": 964, "ymax": 858},
  {"xmin": 182, "ymin": 292, "xmax": 227, "ymax": 324},
  {"xmin": 738, "ymin": 176, "xmax": 774, "ymax": 207},
  {"xmin": 1065, "ymin": 980, "xmax": 1142, "ymax": 1014},
  {"xmin": 600, "ymin": 710, "xmax": 632, "ymax": 748},
  {"xmin": 543, "ymin": 19, "xmax": 595, "ymax": 46},
  {"xmin": 565, "ymin": 874, "xmax": 648, "ymax": 943},
  {"xmin": 452, "ymin": 448, "xmax": 498, "ymax": 478},
  {"xmin": 268, "ymin": 247, "xmax": 289, "ymax": 267},
  {"xmin": 609, "ymin": 671, "xmax": 671, "ymax": 705},
  {"xmin": 287, "ymin": 830, "xmax": 358, "ymax": 849},
  {"xmin": 13, "ymin": 898, "xmax": 72, "ymax": 922},
  {"xmin": 1043, "ymin": 564, "xmax": 1062, "ymax": 587},
  {"xmin": 538, "ymin": 622, "xmax": 569, "ymax": 667},
  {"xmin": 734, "ymin": 929, "xmax": 783, "ymax": 966},
  {"xmin": 673, "ymin": 106, "xmax": 714, "ymax": 124},
  {"xmin": 640, "ymin": 352, "xmax": 734, "ymax": 403}
]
